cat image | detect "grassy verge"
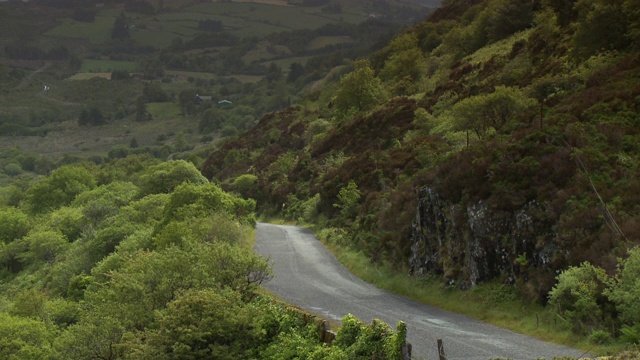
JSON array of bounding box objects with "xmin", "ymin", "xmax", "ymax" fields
[{"xmin": 312, "ymin": 230, "xmax": 627, "ymax": 357}]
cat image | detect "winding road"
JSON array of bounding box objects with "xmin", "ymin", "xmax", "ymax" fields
[{"xmin": 254, "ymin": 223, "xmax": 589, "ymax": 360}]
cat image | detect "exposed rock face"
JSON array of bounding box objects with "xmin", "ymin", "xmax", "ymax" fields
[{"xmin": 410, "ymin": 186, "xmax": 564, "ymax": 289}]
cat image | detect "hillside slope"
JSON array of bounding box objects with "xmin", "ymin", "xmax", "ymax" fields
[{"xmin": 202, "ymin": 0, "xmax": 640, "ymax": 304}]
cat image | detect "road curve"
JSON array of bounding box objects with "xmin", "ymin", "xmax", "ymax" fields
[{"xmin": 254, "ymin": 223, "xmax": 589, "ymax": 360}]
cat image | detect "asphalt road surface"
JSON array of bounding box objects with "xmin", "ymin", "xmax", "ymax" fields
[{"xmin": 254, "ymin": 223, "xmax": 590, "ymax": 360}]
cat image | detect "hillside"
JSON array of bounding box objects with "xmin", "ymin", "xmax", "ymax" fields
[{"xmin": 201, "ymin": 0, "xmax": 640, "ymax": 346}]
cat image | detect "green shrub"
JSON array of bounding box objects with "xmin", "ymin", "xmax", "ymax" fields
[
  {"xmin": 0, "ymin": 207, "xmax": 30, "ymax": 243},
  {"xmin": 25, "ymin": 164, "xmax": 97, "ymax": 214},
  {"xmin": 4, "ymin": 163, "xmax": 22, "ymax": 176},
  {"xmin": 0, "ymin": 312, "xmax": 55, "ymax": 359},
  {"xmin": 607, "ymin": 247, "xmax": 640, "ymax": 330},
  {"xmin": 548, "ymin": 262, "xmax": 610, "ymax": 334},
  {"xmin": 137, "ymin": 160, "xmax": 208, "ymax": 197},
  {"xmin": 588, "ymin": 329, "xmax": 612, "ymax": 345}
]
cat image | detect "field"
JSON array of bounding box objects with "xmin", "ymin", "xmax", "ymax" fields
[
  {"xmin": 147, "ymin": 102, "xmax": 182, "ymax": 118},
  {"xmin": 80, "ymin": 59, "xmax": 139, "ymax": 73},
  {"xmin": 45, "ymin": 15, "xmax": 115, "ymax": 44},
  {"xmin": 67, "ymin": 73, "xmax": 112, "ymax": 80}
]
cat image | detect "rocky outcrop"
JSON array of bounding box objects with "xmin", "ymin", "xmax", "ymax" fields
[{"xmin": 410, "ymin": 186, "xmax": 565, "ymax": 289}]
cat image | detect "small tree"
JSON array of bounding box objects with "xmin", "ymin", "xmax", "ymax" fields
[
  {"xmin": 333, "ymin": 180, "xmax": 361, "ymax": 220},
  {"xmin": 333, "ymin": 60, "xmax": 383, "ymax": 120},
  {"xmin": 548, "ymin": 262, "xmax": 611, "ymax": 334},
  {"xmin": 438, "ymin": 86, "xmax": 534, "ymax": 147},
  {"xmin": 380, "ymin": 33, "xmax": 425, "ymax": 95},
  {"xmin": 111, "ymin": 14, "xmax": 129, "ymax": 40},
  {"xmin": 606, "ymin": 247, "xmax": 640, "ymax": 328}
]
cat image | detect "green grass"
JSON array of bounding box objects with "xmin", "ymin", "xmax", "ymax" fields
[
  {"xmin": 131, "ymin": 29, "xmax": 183, "ymax": 49},
  {"xmin": 147, "ymin": 102, "xmax": 181, "ymax": 118},
  {"xmin": 45, "ymin": 15, "xmax": 115, "ymax": 44},
  {"xmin": 67, "ymin": 73, "xmax": 112, "ymax": 80},
  {"xmin": 80, "ymin": 60, "xmax": 138, "ymax": 73}
]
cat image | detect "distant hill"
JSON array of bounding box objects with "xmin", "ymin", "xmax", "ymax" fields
[{"xmin": 0, "ymin": 0, "xmax": 427, "ymax": 161}]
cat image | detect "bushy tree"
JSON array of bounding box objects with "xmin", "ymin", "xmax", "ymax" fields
[
  {"xmin": 0, "ymin": 313, "xmax": 55, "ymax": 359},
  {"xmin": 232, "ymin": 174, "xmax": 258, "ymax": 199},
  {"xmin": 111, "ymin": 14, "xmax": 129, "ymax": 40},
  {"xmin": 333, "ymin": 60, "xmax": 383, "ymax": 120},
  {"xmin": 137, "ymin": 160, "xmax": 208, "ymax": 197},
  {"xmin": 484, "ymin": 0, "xmax": 535, "ymax": 42},
  {"xmin": 199, "ymin": 108, "xmax": 229, "ymax": 134},
  {"xmin": 379, "ymin": 33, "xmax": 425, "ymax": 95},
  {"xmin": 125, "ymin": 288, "xmax": 262, "ymax": 360},
  {"xmin": 435, "ymin": 86, "xmax": 534, "ymax": 146},
  {"xmin": 46, "ymin": 207, "xmax": 85, "ymax": 242},
  {"xmin": 606, "ymin": 247, "xmax": 640, "ymax": 327},
  {"xmin": 333, "ymin": 180, "xmax": 361, "ymax": 220},
  {"xmin": 161, "ymin": 182, "xmax": 256, "ymax": 226},
  {"xmin": 548, "ymin": 262, "xmax": 611, "ymax": 334},
  {"xmin": 142, "ymin": 82, "xmax": 168, "ymax": 102},
  {"xmin": 78, "ymin": 106, "xmax": 105, "ymax": 126},
  {"xmin": 18, "ymin": 229, "xmax": 69, "ymax": 266},
  {"xmin": 0, "ymin": 207, "xmax": 30, "ymax": 243},
  {"xmin": 26, "ymin": 164, "xmax": 97, "ymax": 213},
  {"xmin": 572, "ymin": 0, "xmax": 631, "ymax": 60},
  {"xmin": 54, "ymin": 314, "xmax": 126, "ymax": 360}
]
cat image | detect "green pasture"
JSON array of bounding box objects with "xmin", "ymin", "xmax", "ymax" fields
[
  {"xmin": 147, "ymin": 102, "xmax": 182, "ymax": 118},
  {"xmin": 130, "ymin": 29, "xmax": 183, "ymax": 49},
  {"xmin": 305, "ymin": 36, "xmax": 355, "ymax": 51},
  {"xmin": 81, "ymin": 59, "xmax": 139, "ymax": 73},
  {"xmin": 68, "ymin": 73, "xmax": 112, "ymax": 80},
  {"xmin": 45, "ymin": 15, "xmax": 115, "ymax": 44}
]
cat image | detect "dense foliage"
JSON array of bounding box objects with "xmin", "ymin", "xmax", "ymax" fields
[{"xmin": 0, "ymin": 157, "xmax": 407, "ymax": 359}]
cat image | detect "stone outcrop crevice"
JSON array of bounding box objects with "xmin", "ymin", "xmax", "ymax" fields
[{"xmin": 410, "ymin": 186, "xmax": 562, "ymax": 288}]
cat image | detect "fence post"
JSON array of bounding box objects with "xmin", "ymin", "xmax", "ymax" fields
[
  {"xmin": 401, "ymin": 342, "xmax": 412, "ymax": 360},
  {"xmin": 437, "ymin": 339, "xmax": 446, "ymax": 360}
]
